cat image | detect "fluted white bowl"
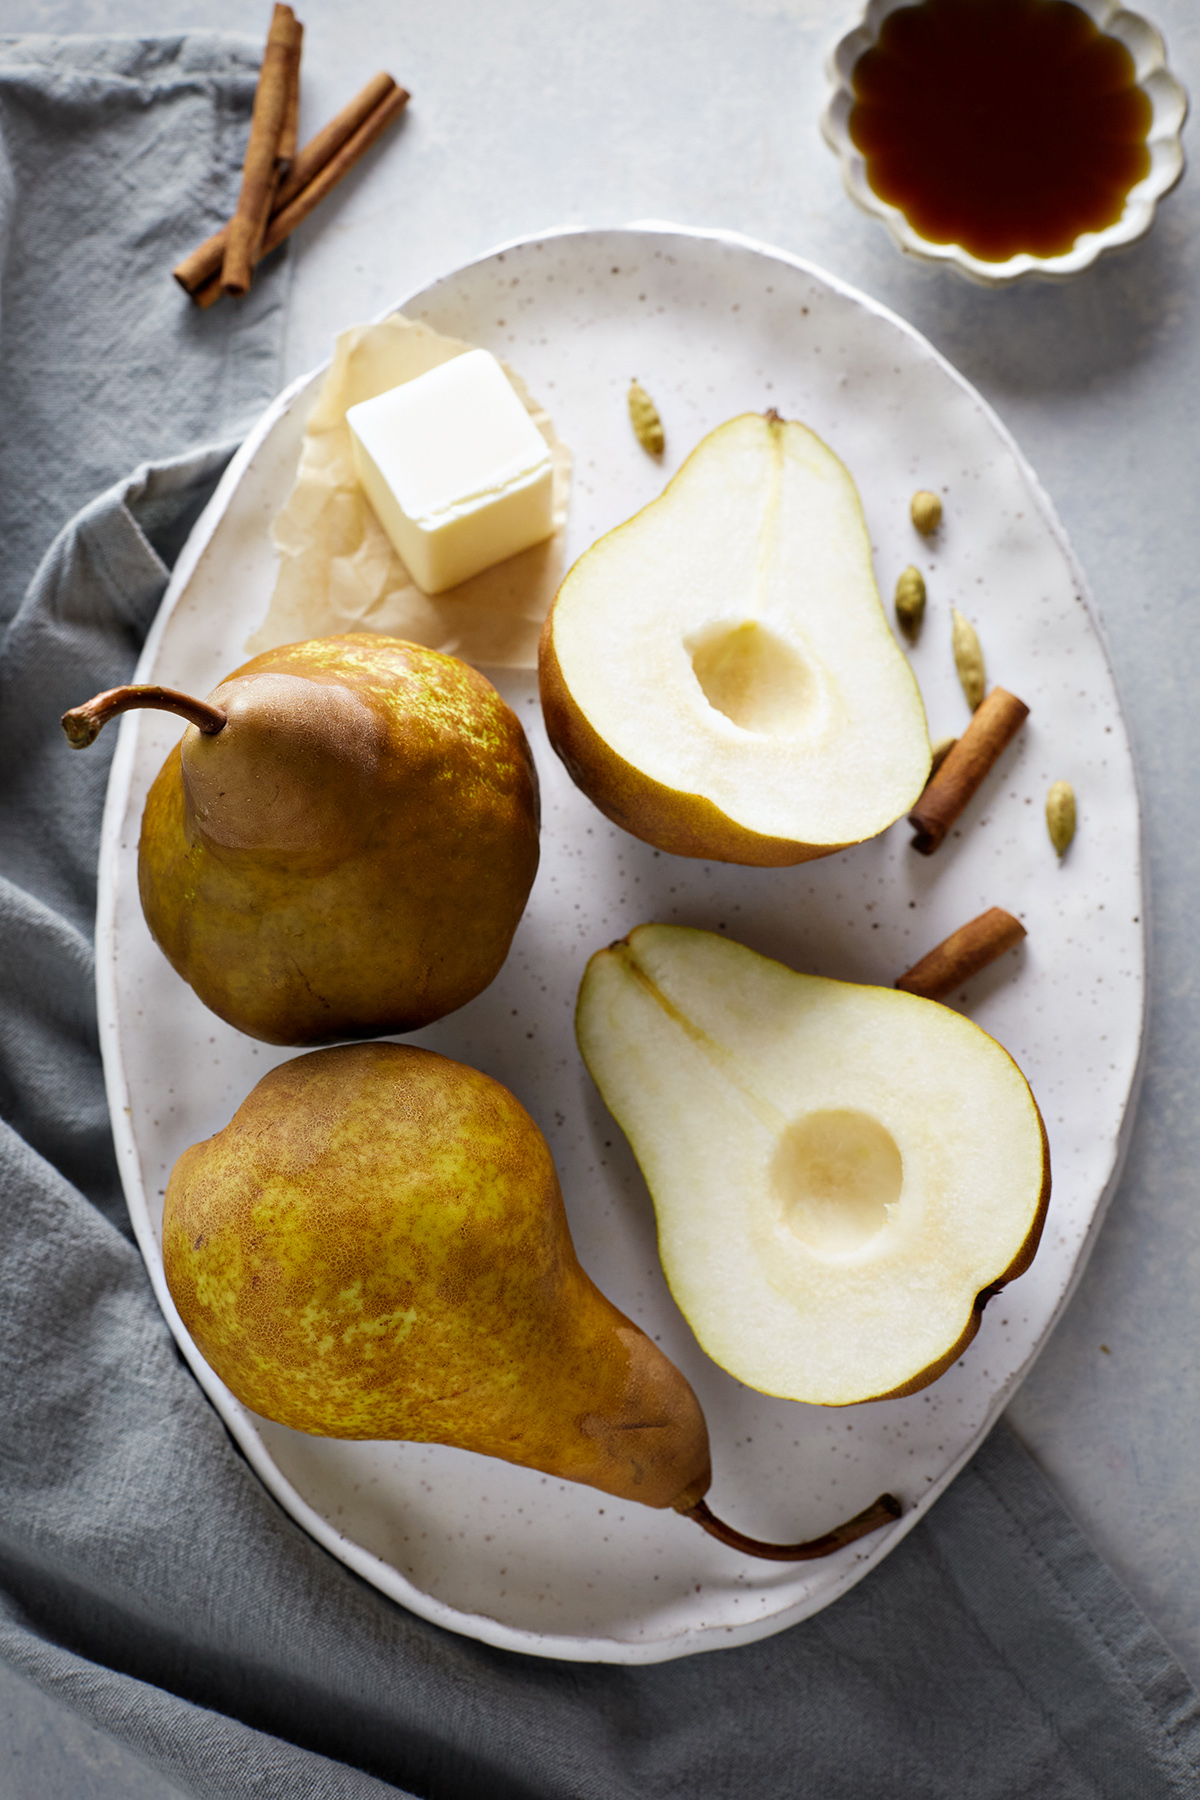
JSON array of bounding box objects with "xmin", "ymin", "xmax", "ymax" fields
[{"xmin": 822, "ymin": 0, "xmax": 1188, "ymax": 286}]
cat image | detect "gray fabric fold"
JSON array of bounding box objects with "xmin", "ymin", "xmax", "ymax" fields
[
  {"xmin": 0, "ymin": 31, "xmax": 286, "ymax": 635},
  {"xmin": 2, "ymin": 28, "xmax": 1199, "ymax": 1800}
]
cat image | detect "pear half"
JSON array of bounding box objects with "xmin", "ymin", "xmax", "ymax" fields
[
  {"xmin": 576, "ymin": 926, "xmax": 1050, "ymax": 1405},
  {"xmin": 540, "ymin": 412, "xmax": 930, "ymax": 863}
]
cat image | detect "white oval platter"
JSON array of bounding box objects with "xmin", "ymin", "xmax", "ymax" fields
[{"xmin": 96, "ymin": 224, "xmax": 1145, "ymax": 1663}]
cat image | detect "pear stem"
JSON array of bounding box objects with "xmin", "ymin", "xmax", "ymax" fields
[
  {"xmin": 683, "ymin": 1491, "xmax": 902, "ymax": 1562},
  {"xmin": 61, "ymin": 685, "xmax": 227, "ymax": 749}
]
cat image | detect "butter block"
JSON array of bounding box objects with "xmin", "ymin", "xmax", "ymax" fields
[{"xmin": 346, "ymin": 349, "xmax": 555, "ymax": 595}]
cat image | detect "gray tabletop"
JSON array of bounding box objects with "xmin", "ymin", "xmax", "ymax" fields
[{"xmin": 4, "ymin": 0, "xmax": 1199, "ymax": 1788}]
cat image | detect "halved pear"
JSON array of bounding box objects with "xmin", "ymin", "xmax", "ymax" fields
[
  {"xmin": 540, "ymin": 412, "xmax": 930, "ymax": 864},
  {"xmin": 576, "ymin": 925, "xmax": 1050, "ymax": 1405}
]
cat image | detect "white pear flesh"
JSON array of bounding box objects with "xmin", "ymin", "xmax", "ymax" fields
[
  {"xmin": 576, "ymin": 925, "xmax": 1050, "ymax": 1406},
  {"xmin": 540, "ymin": 413, "xmax": 931, "ymax": 864}
]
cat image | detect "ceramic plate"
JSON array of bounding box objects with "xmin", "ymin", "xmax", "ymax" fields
[{"xmin": 97, "ymin": 224, "xmax": 1144, "ymax": 1663}]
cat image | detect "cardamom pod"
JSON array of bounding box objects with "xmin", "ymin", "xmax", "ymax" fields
[
  {"xmin": 929, "ymin": 734, "xmax": 957, "ymax": 778},
  {"xmin": 628, "ymin": 379, "xmax": 664, "ymax": 456},
  {"xmin": 911, "ymin": 489, "xmax": 942, "ymax": 535},
  {"xmin": 951, "ymin": 607, "xmax": 986, "ymax": 710},
  {"xmin": 894, "ymin": 565, "xmax": 926, "ymax": 640},
  {"xmin": 1046, "ymin": 780, "xmax": 1076, "ymax": 856}
]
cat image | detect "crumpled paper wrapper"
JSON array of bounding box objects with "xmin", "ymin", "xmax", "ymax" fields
[{"xmin": 246, "ymin": 313, "xmax": 572, "ymax": 667}]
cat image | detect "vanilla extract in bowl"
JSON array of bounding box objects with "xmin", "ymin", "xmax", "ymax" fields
[{"xmin": 848, "ymin": 0, "xmax": 1153, "ymax": 264}]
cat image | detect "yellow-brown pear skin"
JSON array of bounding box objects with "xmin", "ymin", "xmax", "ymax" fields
[
  {"xmin": 138, "ymin": 636, "xmax": 540, "ymax": 1046},
  {"xmin": 162, "ymin": 1044, "xmax": 713, "ymax": 1511}
]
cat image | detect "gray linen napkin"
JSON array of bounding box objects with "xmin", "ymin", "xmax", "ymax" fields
[
  {"xmin": 0, "ymin": 32, "xmax": 284, "ymax": 635},
  {"xmin": 2, "ymin": 32, "xmax": 1200, "ymax": 1800}
]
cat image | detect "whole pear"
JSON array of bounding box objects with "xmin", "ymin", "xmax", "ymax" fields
[
  {"xmin": 163, "ymin": 1043, "xmax": 712, "ymax": 1509},
  {"xmin": 163, "ymin": 1043, "xmax": 900, "ymax": 1555},
  {"xmin": 64, "ymin": 636, "xmax": 540, "ymax": 1045}
]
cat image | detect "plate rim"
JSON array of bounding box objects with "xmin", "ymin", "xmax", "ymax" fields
[{"xmin": 95, "ymin": 219, "xmax": 1148, "ymax": 1663}]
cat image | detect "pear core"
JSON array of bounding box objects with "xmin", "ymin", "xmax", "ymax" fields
[
  {"xmin": 575, "ymin": 925, "xmax": 1051, "ymax": 1406},
  {"xmin": 774, "ymin": 1110, "xmax": 902, "ymax": 1255},
  {"xmin": 540, "ymin": 412, "xmax": 931, "ymax": 863},
  {"xmin": 687, "ymin": 621, "xmax": 819, "ymax": 736}
]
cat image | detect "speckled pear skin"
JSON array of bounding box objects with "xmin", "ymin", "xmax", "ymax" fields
[
  {"xmin": 138, "ymin": 635, "xmax": 540, "ymax": 1046},
  {"xmin": 162, "ymin": 1043, "xmax": 713, "ymax": 1511}
]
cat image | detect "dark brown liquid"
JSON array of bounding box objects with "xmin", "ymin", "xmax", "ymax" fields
[{"xmin": 849, "ymin": 0, "xmax": 1152, "ymax": 262}]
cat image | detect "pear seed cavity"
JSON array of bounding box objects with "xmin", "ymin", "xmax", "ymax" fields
[
  {"xmin": 688, "ymin": 621, "xmax": 816, "ymax": 736},
  {"xmin": 773, "ymin": 1109, "xmax": 902, "ymax": 1256}
]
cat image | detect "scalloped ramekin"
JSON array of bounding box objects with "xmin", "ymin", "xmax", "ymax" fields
[{"xmin": 821, "ymin": 0, "xmax": 1188, "ymax": 286}]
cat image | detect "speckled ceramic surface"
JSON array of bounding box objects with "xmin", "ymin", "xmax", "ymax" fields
[
  {"xmin": 821, "ymin": 0, "xmax": 1188, "ymax": 286},
  {"xmin": 97, "ymin": 224, "xmax": 1144, "ymax": 1662}
]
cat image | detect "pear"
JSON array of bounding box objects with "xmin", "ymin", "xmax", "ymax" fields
[
  {"xmin": 62, "ymin": 636, "xmax": 540, "ymax": 1045},
  {"xmin": 576, "ymin": 925, "xmax": 1050, "ymax": 1406},
  {"xmin": 163, "ymin": 1043, "xmax": 900, "ymax": 1557},
  {"xmin": 539, "ymin": 412, "xmax": 930, "ymax": 864}
]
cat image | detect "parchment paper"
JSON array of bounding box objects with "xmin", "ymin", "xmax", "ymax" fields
[{"xmin": 247, "ymin": 313, "xmax": 572, "ymax": 668}]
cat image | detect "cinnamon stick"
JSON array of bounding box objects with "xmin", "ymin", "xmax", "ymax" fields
[
  {"xmin": 909, "ymin": 687, "xmax": 1029, "ymax": 855},
  {"xmin": 221, "ymin": 5, "xmax": 304, "ymax": 297},
  {"xmin": 276, "ymin": 19, "xmax": 303, "ymax": 178},
  {"xmin": 896, "ymin": 907, "xmax": 1026, "ymax": 1002},
  {"xmin": 174, "ymin": 72, "xmax": 398, "ymax": 297},
  {"xmin": 180, "ymin": 77, "xmax": 408, "ymax": 308},
  {"xmin": 255, "ymin": 80, "xmax": 409, "ymax": 256}
]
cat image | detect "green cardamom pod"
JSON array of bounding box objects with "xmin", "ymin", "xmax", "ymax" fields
[
  {"xmin": 911, "ymin": 489, "xmax": 942, "ymax": 535},
  {"xmin": 1046, "ymin": 781, "xmax": 1076, "ymax": 856},
  {"xmin": 628, "ymin": 379, "xmax": 664, "ymax": 456},
  {"xmin": 929, "ymin": 734, "xmax": 957, "ymax": 778},
  {"xmin": 894, "ymin": 565, "xmax": 926, "ymax": 640},
  {"xmin": 951, "ymin": 607, "xmax": 986, "ymax": 710}
]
